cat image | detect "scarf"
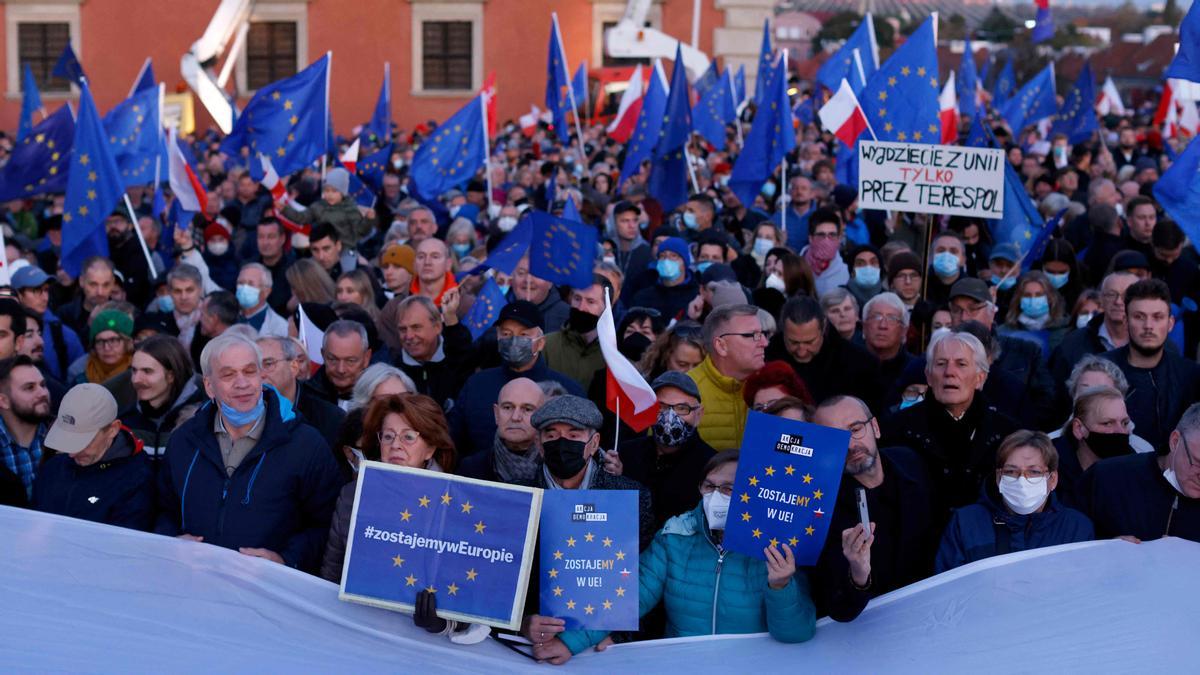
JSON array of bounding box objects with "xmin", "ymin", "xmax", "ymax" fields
[
  {"xmin": 491, "ymin": 434, "xmax": 542, "ymax": 485},
  {"xmin": 85, "ymin": 352, "xmax": 131, "ymax": 385},
  {"xmin": 804, "ymin": 238, "xmax": 840, "ymax": 276},
  {"xmin": 543, "ymin": 455, "xmax": 597, "ymax": 490},
  {"xmin": 1017, "ymin": 313, "xmax": 1051, "ymax": 331}
]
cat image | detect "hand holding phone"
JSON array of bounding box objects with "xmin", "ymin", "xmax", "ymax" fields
[{"xmin": 856, "ymin": 487, "xmax": 871, "ymax": 534}]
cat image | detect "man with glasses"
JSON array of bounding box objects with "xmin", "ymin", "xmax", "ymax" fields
[
  {"xmin": 767, "ymin": 296, "xmax": 881, "ymax": 409},
  {"xmin": 1082, "ymin": 402, "xmax": 1200, "ymax": 542},
  {"xmin": 810, "ymin": 395, "xmax": 935, "ymax": 622},
  {"xmin": 861, "ymin": 293, "xmax": 913, "ymax": 394},
  {"xmin": 618, "ymin": 371, "xmax": 715, "ymax": 528},
  {"xmin": 303, "ymin": 320, "xmax": 373, "ymax": 412},
  {"xmin": 689, "ymin": 304, "xmax": 767, "ymax": 450},
  {"xmin": 257, "ymin": 336, "xmax": 343, "ymax": 451},
  {"xmin": 1050, "ymin": 271, "xmax": 1137, "ymax": 392}
]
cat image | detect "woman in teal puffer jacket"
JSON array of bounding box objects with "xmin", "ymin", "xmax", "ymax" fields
[{"xmin": 540, "ymin": 450, "xmax": 816, "ymax": 663}]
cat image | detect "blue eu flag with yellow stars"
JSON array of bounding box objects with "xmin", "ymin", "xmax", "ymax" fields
[
  {"xmin": 102, "ymin": 85, "xmax": 161, "ymax": 187},
  {"xmin": 364, "ymin": 64, "xmax": 391, "ymax": 145},
  {"xmin": 546, "ymin": 16, "xmax": 575, "ymax": 143},
  {"xmin": 52, "ymin": 43, "xmax": 85, "ymax": 85},
  {"xmin": 861, "ymin": 15, "xmax": 940, "ymax": 146},
  {"xmin": 463, "ymin": 276, "xmax": 509, "ymax": 340},
  {"xmin": 529, "ymin": 211, "xmax": 598, "ymax": 289},
  {"xmin": 18, "ymin": 64, "xmax": 43, "ymax": 143},
  {"xmin": 753, "ymin": 19, "xmax": 773, "ymax": 106},
  {"xmin": 999, "ymin": 64, "xmax": 1056, "ymax": 134},
  {"xmin": 0, "ymin": 104, "xmax": 73, "ymax": 201},
  {"xmin": 220, "ymin": 54, "xmax": 330, "ymax": 181},
  {"xmin": 992, "ymin": 57, "xmax": 1017, "ymax": 111},
  {"xmin": 723, "ymin": 412, "xmax": 850, "ymax": 564},
  {"xmin": 1050, "ymin": 62, "xmax": 1097, "ymax": 144},
  {"xmin": 460, "ymin": 215, "xmax": 532, "ymax": 280},
  {"xmin": 408, "ymin": 95, "xmax": 486, "ymax": 201},
  {"xmin": 1153, "ymin": 131, "xmax": 1200, "ymax": 245},
  {"xmin": 693, "ymin": 67, "xmax": 735, "ymax": 150},
  {"xmin": 340, "ymin": 463, "xmax": 541, "ymax": 629},
  {"xmin": 618, "ymin": 63, "xmax": 668, "ymax": 189},
  {"xmin": 816, "ymin": 15, "xmax": 877, "ymax": 96},
  {"xmin": 539, "ymin": 490, "xmax": 639, "ymax": 631},
  {"xmin": 357, "ymin": 142, "xmax": 391, "ymax": 191},
  {"xmin": 988, "ymin": 162, "xmax": 1045, "ymax": 264},
  {"xmin": 967, "ymin": 112, "xmax": 998, "ymax": 149},
  {"xmin": 61, "ymin": 82, "xmax": 124, "ymax": 279},
  {"xmin": 729, "ymin": 57, "xmax": 795, "ymax": 212},
  {"xmin": 647, "ymin": 44, "xmax": 692, "ymax": 212},
  {"xmin": 959, "ymin": 37, "xmax": 979, "ymax": 120},
  {"xmin": 735, "ymin": 65, "xmax": 747, "ymax": 107}
]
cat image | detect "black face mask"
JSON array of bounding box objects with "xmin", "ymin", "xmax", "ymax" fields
[
  {"xmin": 568, "ymin": 307, "xmax": 600, "ymax": 334},
  {"xmin": 542, "ymin": 436, "xmax": 591, "ymax": 479},
  {"xmin": 618, "ymin": 332, "xmax": 652, "ymax": 362},
  {"xmin": 1085, "ymin": 430, "xmax": 1133, "ymax": 459}
]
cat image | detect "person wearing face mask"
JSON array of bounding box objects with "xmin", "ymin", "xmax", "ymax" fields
[
  {"xmin": 998, "ymin": 271, "xmax": 1071, "ymax": 360},
  {"xmin": 935, "ymin": 430, "xmax": 1094, "ymax": 572},
  {"xmin": 680, "ymin": 194, "xmax": 716, "ymax": 241},
  {"xmin": 1035, "ymin": 239, "xmax": 1084, "ymax": 311},
  {"xmin": 542, "ymin": 277, "xmax": 612, "ymax": 391},
  {"xmin": 629, "ymin": 237, "xmax": 700, "ymax": 321},
  {"xmin": 802, "ymin": 210, "xmax": 850, "ymax": 298},
  {"xmin": 542, "ymin": 450, "xmax": 815, "ymax": 664},
  {"xmin": 616, "ymin": 372, "xmax": 715, "ymax": 529},
  {"xmin": 1052, "ymin": 386, "xmax": 1137, "ymax": 509},
  {"xmin": 986, "ymin": 243, "xmax": 1021, "ymax": 323},
  {"xmin": 200, "ymin": 221, "xmax": 240, "ymax": 292},
  {"xmin": 843, "ymin": 244, "xmax": 883, "ymax": 309},
  {"xmin": 926, "ymin": 232, "xmax": 967, "ymax": 306},
  {"xmin": 446, "ymin": 301, "xmax": 583, "ymax": 457},
  {"xmin": 235, "ymin": 263, "xmax": 288, "ymax": 337}
]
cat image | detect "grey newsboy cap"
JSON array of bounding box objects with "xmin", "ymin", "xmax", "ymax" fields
[
  {"xmin": 531, "ymin": 395, "xmax": 603, "ymax": 431},
  {"xmin": 651, "ymin": 371, "xmax": 701, "ymax": 401}
]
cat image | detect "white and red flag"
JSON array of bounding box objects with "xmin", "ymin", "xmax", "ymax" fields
[{"xmin": 818, "ymin": 79, "xmax": 869, "ymax": 148}]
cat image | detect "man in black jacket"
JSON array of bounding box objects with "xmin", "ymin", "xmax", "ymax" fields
[
  {"xmin": 1049, "ymin": 271, "xmax": 1137, "ymax": 400},
  {"xmin": 257, "ymin": 335, "xmax": 344, "ymax": 451},
  {"xmin": 395, "ymin": 295, "xmax": 476, "ymax": 409},
  {"xmin": 458, "ymin": 377, "xmax": 544, "ymax": 485},
  {"xmin": 767, "ymin": 295, "xmax": 881, "ymax": 411}
]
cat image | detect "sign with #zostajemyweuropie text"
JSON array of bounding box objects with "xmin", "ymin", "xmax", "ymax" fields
[
  {"xmin": 723, "ymin": 412, "xmax": 851, "ymax": 565},
  {"xmin": 339, "ymin": 462, "xmax": 542, "ymax": 630},
  {"xmin": 857, "ymin": 140, "xmax": 1005, "ymax": 219},
  {"xmin": 539, "ymin": 490, "xmax": 639, "ymax": 631}
]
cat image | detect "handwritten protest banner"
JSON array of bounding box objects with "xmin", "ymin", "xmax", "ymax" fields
[{"xmin": 858, "ymin": 140, "xmax": 1005, "ymax": 219}]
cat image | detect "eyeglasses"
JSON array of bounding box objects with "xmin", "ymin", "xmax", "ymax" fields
[
  {"xmin": 700, "ymin": 481, "xmax": 733, "ymax": 496},
  {"xmin": 847, "ymin": 418, "xmax": 874, "ymax": 439},
  {"xmin": 94, "ymin": 336, "xmax": 126, "ymax": 350},
  {"xmin": 999, "ymin": 468, "xmax": 1049, "ymax": 480},
  {"xmin": 949, "ymin": 303, "xmax": 989, "ymax": 317},
  {"xmin": 719, "ymin": 330, "xmax": 767, "ymax": 342},
  {"xmin": 324, "ymin": 354, "xmax": 364, "ymax": 368},
  {"xmin": 379, "ymin": 430, "xmax": 421, "ymax": 447},
  {"xmin": 809, "ymin": 231, "xmax": 840, "ymax": 241},
  {"xmin": 659, "ymin": 402, "xmax": 700, "ymax": 416},
  {"xmin": 1180, "ymin": 435, "xmax": 1199, "ymax": 470},
  {"xmin": 893, "ymin": 272, "xmax": 921, "ymax": 282},
  {"xmin": 1101, "ymin": 291, "xmax": 1124, "ymax": 303},
  {"xmin": 865, "ymin": 313, "xmax": 903, "ymax": 326}
]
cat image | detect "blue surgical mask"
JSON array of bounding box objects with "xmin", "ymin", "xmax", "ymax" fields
[
  {"xmin": 933, "ymin": 252, "xmax": 960, "ymax": 277},
  {"xmin": 158, "ymin": 294, "xmax": 175, "ymax": 313},
  {"xmin": 1045, "ymin": 271, "xmax": 1069, "ymax": 289},
  {"xmin": 656, "ymin": 258, "xmax": 682, "ymax": 281},
  {"xmin": 761, "ymin": 182, "xmax": 777, "ymax": 198},
  {"xmin": 854, "ymin": 265, "xmax": 881, "ymax": 288},
  {"xmin": 753, "ymin": 237, "xmax": 774, "ymax": 257},
  {"xmin": 497, "ymin": 284, "xmax": 511, "ymax": 297},
  {"xmin": 235, "ymin": 284, "xmax": 260, "ymax": 310},
  {"xmin": 1020, "ymin": 295, "xmax": 1050, "ymax": 318},
  {"xmin": 696, "ymin": 261, "xmax": 713, "ymax": 274},
  {"xmin": 990, "ymin": 274, "xmax": 1017, "ymax": 291},
  {"xmin": 682, "ymin": 212, "xmax": 699, "ymax": 230},
  {"xmin": 451, "ymin": 242, "xmax": 472, "ymax": 257},
  {"xmin": 899, "ymin": 395, "xmax": 923, "ymax": 410},
  {"xmin": 219, "ymin": 393, "xmax": 265, "ymax": 427}
]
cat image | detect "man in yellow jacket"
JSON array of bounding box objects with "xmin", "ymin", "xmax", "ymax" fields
[{"xmin": 688, "ymin": 304, "xmax": 768, "ymax": 450}]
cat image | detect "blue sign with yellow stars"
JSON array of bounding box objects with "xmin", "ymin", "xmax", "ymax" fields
[
  {"xmin": 723, "ymin": 412, "xmax": 850, "ymax": 565},
  {"xmin": 339, "ymin": 462, "xmax": 542, "ymax": 630},
  {"xmin": 539, "ymin": 490, "xmax": 639, "ymax": 631}
]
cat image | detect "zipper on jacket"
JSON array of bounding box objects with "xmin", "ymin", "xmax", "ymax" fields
[
  {"xmin": 216, "ymin": 476, "xmax": 231, "ymax": 536},
  {"xmin": 711, "ymin": 549, "xmax": 727, "ymax": 635}
]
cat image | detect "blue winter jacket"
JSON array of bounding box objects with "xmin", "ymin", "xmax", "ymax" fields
[
  {"xmin": 560, "ymin": 503, "xmax": 816, "ymax": 654},
  {"xmin": 154, "ymin": 388, "xmax": 342, "ymax": 573},
  {"xmin": 935, "ymin": 488, "xmax": 1094, "ymax": 573},
  {"xmin": 33, "ymin": 428, "xmax": 154, "ymax": 531}
]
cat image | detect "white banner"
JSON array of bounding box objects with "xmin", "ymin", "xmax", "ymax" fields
[{"xmin": 858, "ymin": 141, "xmax": 1005, "ymax": 219}]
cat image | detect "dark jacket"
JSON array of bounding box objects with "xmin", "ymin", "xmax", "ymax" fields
[
  {"xmin": 766, "ymin": 326, "xmax": 882, "ymax": 411},
  {"xmin": 154, "ymin": 389, "xmax": 342, "ymax": 572},
  {"xmin": 253, "ymin": 250, "xmax": 297, "ymax": 317},
  {"xmin": 41, "ymin": 309, "xmax": 85, "ymax": 383},
  {"xmin": 320, "ymin": 480, "xmax": 358, "ymax": 582},
  {"xmin": 395, "ymin": 323, "xmax": 477, "ymax": 409},
  {"xmin": 812, "ymin": 446, "xmax": 936, "ymax": 622},
  {"xmin": 630, "ymin": 277, "xmax": 700, "ymax": 322},
  {"xmin": 456, "ymin": 440, "xmax": 541, "ymax": 485},
  {"xmin": 1101, "ymin": 346, "xmax": 1200, "ymax": 452},
  {"xmin": 300, "ymin": 366, "xmax": 351, "ymax": 409},
  {"xmin": 1048, "ymin": 314, "xmax": 1110, "ymax": 406},
  {"xmin": 119, "ymin": 379, "xmax": 206, "ymax": 459},
  {"xmin": 292, "ymin": 384, "xmax": 346, "ymax": 459},
  {"xmin": 32, "ymin": 428, "xmax": 155, "ymax": 531},
  {"xmin": 0, "ymin": 464, "xmax": 24, "ymax": 507},
  {"xmin": 614, "ymin": 241, "xmax": 653, "ymax": 281},
  {"xmin": 1081, "ymin": 451, "xmax": 1200, "ymax": 542},
  {"xmin": 618, "ymin": 433, "xmax": 715, "ymax": 530},
  {"xmin": 993, "ymin": 333, "xmax": 1057, "ymax": 430},
  {"xmin": 935, "ymin": 488, "xmax": 1094, "ymax": 573}
]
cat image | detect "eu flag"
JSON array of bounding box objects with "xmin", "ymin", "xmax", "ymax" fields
[
  {"xmin": 572, "ymin": 62, "xmax": 589, "ymax": 112},
  {"xmin": 1031, "ymin": 0, "xmax": 1055, "ymax": 44},
  {"xmin": 346, "ymin": 172, "xmax": 376, "ymax": 209},
  {"xmin": 18, "ymin": 64, "xmax": 43, "ymax": 143},
  {"xmin": 992, "ymin": 57, "xmax": 1017, "ymax": 111},
  {"xmin": 1167, "ymin": 2, "xmax": 1200, "ymax": 85},
  {"xmin": 693, "ymin": 67, "xmax": 735, "ymax": 150},
  {"xmin": 529, "ymin": 211, "xmax": 598, "ymax": 288},
  {"xmin": 729, "ymin": 58, "xmax": 795, "ymax": 211},
  {"xmin": 357, "ymin": 142, "xmax": 391, "ymax": 191},
  {"xmin": 1153, "ymin": 133, "xmax": 1200, "ymax": 245},
  {"xmin": 735, "ymin": 65, "xmax": 747, "ymax": 107},
  {"xmin": 340, "ymin": 463, "xmax": 541, "ymax": 629},
  {"xmin": 52, "ymin": 44, "xmax": 85, "ymax": 85},
  {"xmin": 1024, "ymin": 208, "xmax": 1067, "ymax": 272},
  {"xmin": 861, "ymin": 15, "xmax": 940, "ymax": 145},
  {"xmin": 753, "ymin": 20, "xmax": 773, "ymax": 106},
  {"xmin": 966, "ymin": 112, "xmax": 998, "ymax": 149},
  {"xmin": 220, "ymin": 54, "xmax": 330, "ymax": 180},
  {"xmin": 1050, "ymin": 63, "xmax": 1098, "ymax": 144},
  {"xmin": 816, "ymin": 15, "xmax": 878, "ymax": 95},
  {"xmin": 0, "ymin": 105, "xmax": 74, "ymax": 202},
  {"xmin": 959, "ymin": 37, "xmax": 979, "ymax": 120},
  {"xmin": 364, "ymin": 64, "xmax": 391, "ymax": 144},
  {"xmin": 130, "ymin": 58, "xmax": 156, "ymax": 95},
  {"xmin": 102, "ymin": 85, "xmax": 162, "ymax": 187},
  {"xmin": 723, "ymin": 413, "xmax": 850, "ymax": 564},
  {"xmin": 463, "ymin": 277, "xmax": 510, "ymax": 340},
  {"xmin": 546, "ymin": 16, "xmax": 574, "ymax": 142},
  {"xmin": 999, "ymin": 64, "xmax": 1057, "ymax": 134},
  {"xmin": 460, "ymin": 215, "xmax": 532, "ymax": 279},
  {"xmin": 561, "ymin": 195, "xmax": 583, "ymax": 223},
  {"xmin": 988, "ymin": 162, "xmax": 1045, "ymax": 263},
  {"xmin": 408, "ymin": 96, "xmax": 486, "ymax": 201},
  {"xmin": 693, "ymin": 60, "xmax": 720, "ymax": 100},
  {"xmin": 648, "ymin": 45, "xmax": 692, "ymax": 212},
  {"xmin": 618, "ymin": 62, "xmax": 668, "ymax": 189},
  {"xmin": 61, "ymin": 82, "xmax": 124, "ymax": 278}
]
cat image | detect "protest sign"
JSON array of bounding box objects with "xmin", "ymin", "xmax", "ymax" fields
[
  {"xmin": 539, "ymin": 490, "xmax": 640, "ymax": 631},
  {"xmin": 723, "ymin": 412, "xmax": 851, "ymax": 565},
  {"xmin": 339, "ymin": 462, "xmax": 542, "ymax": 629},
  {"xmin": 857, "ymin": 140, "xmax": 1005, "ymax": 218}
]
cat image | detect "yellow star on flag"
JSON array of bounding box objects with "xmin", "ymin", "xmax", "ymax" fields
[
  {"xmin": 602, "ymin": 537, "xmax": 612, "ymax": 547},
  {"xmin": 584, "ymin": 605, "xmax": 595, "ymax": 615},
  {"xmin": 548, "ymin": 568, "xmax": 558, "ymax": 578},
  {"xmin": 615, "ymin": 550, "xmax": 626, "ymax": 561},
  {"xmin": 392, "ymin": 555, "xmax": 404, "ymax": 567},
  {"xmin": 87, "ymin": 190, "xmax": 96, "ymax": 200},
  {"xmin": 425, "ymin": 585, "xmax": 437, "ymax": 594},
  {"xmin": 913, "ymin": 132, "xmax": 923, "ymax": 141},
  {"xmin": 441, "ymin": 492, "xmax": 452, "ymax": 505},
  {"xmin": 741, "ymin": 512, "xmax": 751, "ymax": 522},
  {"xmin": 276, "ymin": 147, "xmax": 286, "ymax": 157},
  {"xmin": 474, "ymin": 521, "xmax": 486, "ymax": 534},
  {"xmin": 764, "ymin": 466, "xmax": 776, "ymax": 477},
  {"xmin": 769, "ymin": 537, "xmax": 780, "ymax": 547},
  {"xmin": 740, "ymin": 493, "xmax": 750, "ymax": 503},
  {"xmin": 584, "ymin": 532, "xmax": 595, "ymax": 542},
  {"xmin": 466, "ymin": 569, "xmax": 478, "ymax": 581},
  {"xmin": 88, "ymin": 171, "xmax": 97, "ymax": 181},
  {"xmin": 566, "ymin": 600, "xmax": 576, "ymax": 610},
  {"xmin": 447, "ymin": 583, "xmax": 459, "ymax": 596},
  {"xmin": 616, "ymin": 587, "xmax": 626, "ymax": 597},
  {"xmin": 566, "ymin": 537, "xmax": 576, "ymax": 547},
  {"xmin": 752, "ymin": 528, "xmax": 763, "ymax": 539},
  {"xmin": 418, "ymin": 496, "xmax": 431, "ymax": 507},
  {"xmin": 784, "ymin": 465, "xmax": 795, "ymax": 476},
  {"xmin": 272, "ymin": 92, "xmax": 281, "ymax": 100},
  {"xmin": 79, "ymin": 154, "xmax": 89, "ymax": 165},
  {"xmin": 78, "ymin": 206, "xmax": 88, "ymax": 216},
  {"xmin": 802, "ymin": 473, "xmax": 813, "ymax": 484},
  {"xmin": 813, "ymin": 489, "xmax": 824, "ymax": 499},
  {"xmin": 916, "ymin": 67, "xmax": 926, "ymax": 77},
  {"xmin": 553, "ymin": 585, "xmax": 564, "ymax": 597},
  {"xmin": 289, "ymin": 115, "xmax": 298, "ymax": 125},
  {"xmin": 897, "ymin": 132, "xmax": 907, "ymax": 141},
  {"xmin": 554, "ymin": 550, "xmax": 564, "ymax": 560},
  {"xmin": 400, "ymin": 509, "xmax": 412, "ymax": 522},
  {"xmin": 805, "ymin": 526, "xmax": 815, "ymax": 536},
  {"xmin": 461, "ymin": 501, "xmax": 473, "ymax": 514},
  {"xmin": 901, "ymin": 66, "xmax": 911, "ymax": 76},
  {"xmin": 748, "ymin": 476, "xmax": 759, "ymax": 486},
  {"xmin": 283, "ymin": 100, "xmax": 293, "ymax": 110},
  {"xmin": 602, "ymin": 600, "xmax": 613, "ymax": 610},
  {"xmin": 789, "ymin": 536, "xmax": 800, "ymax": 547},
  {"xmin": 405, "ymin": 574, "xmax": 417, "ymax": 586}
]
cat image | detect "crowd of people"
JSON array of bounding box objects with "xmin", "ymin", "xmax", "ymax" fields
[{"xmin": 1, "ymin": 76, "xmax": 1199, "ymax": 662}]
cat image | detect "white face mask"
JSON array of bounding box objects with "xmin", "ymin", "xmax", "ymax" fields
[
  {"xmin": 207, "ymin": 240, "xmax": 229, "ymax": 256},
  {"xmin": 703, "ymin": 490, "xmax": 730, "ymax": 530},
  {"xmin": 497, "ymin": 216, "xmax": 518, "ymax": 232},
  {"xmin": 998, "ymin": 475, "xmax": 1049, "ymax": 515},
  {"xmin": 765, "ymin": 272, "xmax": 786, "ymax": 292},
  {"xmin": 1164, "ymin": 468, "xmax": 1184, "ymax": 495},
  {"xmin": 291, "ymin": 232, "xmax": 310, "ymax": 249},
  {"xmin": 1076, "ymin": 312, "xmax": 1094, "ymax": 329}
]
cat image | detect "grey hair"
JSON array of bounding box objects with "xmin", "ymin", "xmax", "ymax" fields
[
  {"xmin": 446, "ymin": 218, "xmax": 478, "ymax": 246},
  {"xmin": 256, "ymin": 335, "xmax": 301, "ymax": 361},
  {"xmin": 349, "ymin": 363, "xmax": 416, "ymax": 411},
  {"xmin": 200, "ymin": 332, "xmax": 262, "ymax": 378},
  {"xmin": 240, "ymin": 262, "xmax": 273, "ymax": 288},
  {"xmin": 757, "ymin": 308, "xmax": 776, "ymax": 337},
  {"xmin": 1177, "ymin": 403, "xmax": 1200, "ymax": 441},
  {"xmin": 820, "ymin": 287, "xmax": 858, "ymax": 314},
  {"xmin": 538, "ymin": 380, "xmax": 570, "ymax": 399},
  {"xmin": 1066, "ymin": 354, "xmax": 1129, "ymax": 398},
  {"xmin": 862, "ymin": 292, "xmax": 910, "ymax": 328},
  {"xmin": 167, "ymin": 263, "xmax": 203, "ymax": 288},
  {"xmin": 702, "ymin": 303, "xmax": 760, "ymax": 350},
  {"xmin": 323, "ymin": 319, "xmax": 369, "ymax": 352},
  {"xmin": 397, "ymin": 295, "xmax": 441, "ymax": 325},
  {"xmin": 223, "ymin": 324, "xmax": 259, "ymax": 341},
  {"xmin": 925, "ymin": 330, "xmax": 989, "ymax": 376}
]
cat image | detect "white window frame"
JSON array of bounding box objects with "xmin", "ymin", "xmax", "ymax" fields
[
  {"xmin": 4, "ymin": 1, "xmax": 82, "ymax": 100},
  {"xmin": 592, "ymin": 0, "xmax": 663, "ymax": 67},
  {"xmin": 411, "ymin": 1, "xmax": 483, "ymax": 97},
  {"xmin": 235, "ymin": 0, "xmax": 308, "ymax": 97}
]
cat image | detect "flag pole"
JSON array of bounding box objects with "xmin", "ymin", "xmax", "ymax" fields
[
  {"xmin": 553, "ymin": 13, "xmax": 591, "ymax": 179},
  {"xmin": 0, "ymin": 226, "xmax": 10, "ymax": 286},
  {"xmin": 613, "ymin": 393, "xmax": 621, "ymax": 454},
  {"xmin": 479, "ymin": 95, "xmax": 496, "ymax": 214},
  {"xmin": 684, "ymin": 140, "xmax": 700, "ymax": 194},
  {"xmin": 728, "ymin": 68, "xmax": 744, "ymax": 148},
  {"xmin": 780, "ymin": 49, "xmax": 789, "ymax": 233},
  {"xmin": 123, "ymin": 193, "xmax": 159, "ymax": 282}
]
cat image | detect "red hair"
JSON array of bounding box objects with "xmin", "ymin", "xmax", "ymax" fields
[{"xmin": 742, "ymin": 361, "xmax": 813, "ymax": 407}]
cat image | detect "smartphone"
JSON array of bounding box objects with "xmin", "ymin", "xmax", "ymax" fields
[{"xmin": 855, "ymin": 487, "xmax": 871, "ymax": 534}]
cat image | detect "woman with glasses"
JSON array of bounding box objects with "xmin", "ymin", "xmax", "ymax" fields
[
  {"xmin": 742, "ymin": 361, "xmax": 813, "ymax": 413},
  {"xmin": 555, "ymin": 450, "xmax": 816, "ymax": 660},
  {"xmin": 935, "ymin": 430, "xmax": 1093, "ymax": 573},
  {"xmin": 321, "ymin": 393, "xmax": 455, "ymax": 583},
  {"xmin": 637, "ymin": 322, "xmax": 706, "ymax": 380},
  {"xmin": 74, "ymin": 309, "xmax": 135, "ymax": 385}
]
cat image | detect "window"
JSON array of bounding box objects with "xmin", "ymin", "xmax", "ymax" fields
[
  {"xmin": 18, "ymin": 22, "xmax": 71, "ymax": 92},
  {"xmin": 421, "ymin": 21, "xmax": 472, "ymax": 90},
  {"xmin": 246, "ymin": 22, "xmax": 298, "ymax": 91},
  {"xmin": 5, "ymin": 2, "xmax": 82, "ymax": 98}
]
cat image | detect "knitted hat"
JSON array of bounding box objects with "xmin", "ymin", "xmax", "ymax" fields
[
  {"xmin": 657, "ymin": 236, "xmax": 692, "ymax": 267},
  {"xmin": 380, "ymin": 244, "xmax": 416, "ymax": 274},
  {"xmin": 886, "ymin": 251, "xmax": 922, "ymax": 283},
  {"xmin": 324, "ymin": 167, "xmax": 350, "ymax": 196},
  {"xmin": 90, "ymin": 309, "xmax": 133, "ymax": 343},
  {"xmin": 203, "ymin": 222, "xmax": 230, "ymax": 243}
]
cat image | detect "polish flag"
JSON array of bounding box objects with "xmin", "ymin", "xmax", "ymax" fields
[
  {"xmin": 606, "ymin": 67, "xmax": 644, "ymax": 143},
  {"xmin": 1180, "ymin": 97, "xmax": 1200, "ymax": 137},
  {"xmin": 818, "ymin": 79, "xmax": 869, "ymax": 148},
  {"xmin": 1096, "ymin": 76, "xmax": 1126, "ymax": 116},
  {"xmin": 167, "ymin": 127, "xmax": 207, "ymax": 214},
  {"xmin": 519, "ymin": 105, "xmax": 544, "ymax": 136},
  {"xmin": 598, "ymin": 292, "xmax": 658, "ymax": 432},
  {"xmin": 939, "ymin": 71, "xmax": 959, "ymax": 144},
  {"xmin": 297, "ymin": 303, "xmax": 325, "ymax": 367},
  {"xmin": 340, "ymin": 137, "xmax": 359, "ymax": 174},
  {"xmin": 480, "ymin": 71, "xmax": 497, "ymax": 137},
  {"xmin": 259, "ymin": 154, "xmax": 310, "ymax": 236}
]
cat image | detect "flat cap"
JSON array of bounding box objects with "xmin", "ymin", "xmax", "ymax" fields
[
  {"xmin": 651, "ymin": 371, "xmax": 701, "ymax": 401},
  {"xmin": 531, "ymin": 395, "xmax": 603, "ymax": 431}
]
